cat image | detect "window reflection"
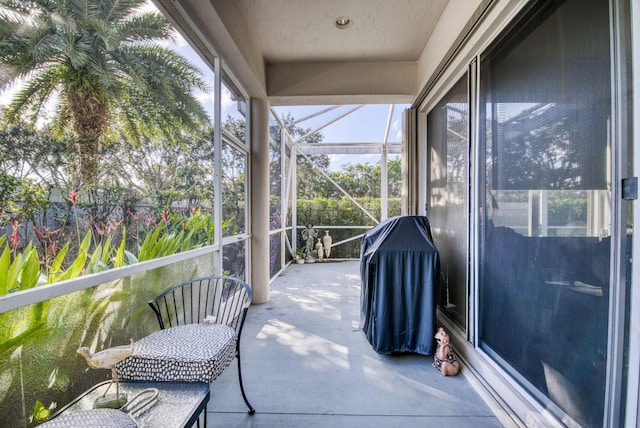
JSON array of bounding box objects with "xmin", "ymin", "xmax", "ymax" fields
[
  {"xmin": 427, "ymin": 74, "xmax": 469, "ymax": 328},
  {"xmin": 479, "ymin": 0, "xmax": 611, "ymax": 426}
]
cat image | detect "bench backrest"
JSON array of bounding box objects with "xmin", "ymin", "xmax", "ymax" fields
[{"xmin": 148, "ymin": 276, "xmax": 252, "ymax": 335}]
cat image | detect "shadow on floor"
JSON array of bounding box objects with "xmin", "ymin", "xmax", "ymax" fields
[{"xmin": 207, "ymin": 261, "xmax": 504, "ymax": 428}]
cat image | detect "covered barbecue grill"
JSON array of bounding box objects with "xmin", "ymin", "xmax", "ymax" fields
[{"xmin": 360, "ymin": 216, "xmax": 440, "ymax": 355}]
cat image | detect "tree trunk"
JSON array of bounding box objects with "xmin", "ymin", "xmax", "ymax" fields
[
  {"xmin": 77, "ymin": 135, "xmax": 100, "ymax": 186},
  {"xmin": 68, "ymin": 86, "xmax": 108, "ymax": 186}
]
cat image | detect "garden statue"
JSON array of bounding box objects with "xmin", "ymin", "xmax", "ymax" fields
[
  {"xmin": 323, "ymin": 231, "xmax": 332, "ymax": 258},
  {"xmin": 316, "ymin": 239, "xmax": 324, "ymax": 261},
  {"xmin": 301, "ymin": 224, "xmax": 317, "ymax": 261}
]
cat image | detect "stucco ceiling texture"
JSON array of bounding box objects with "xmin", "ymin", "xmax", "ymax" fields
[{"xmin": 236, "ymin": 0, "xmax": 449, "ymax": 63}]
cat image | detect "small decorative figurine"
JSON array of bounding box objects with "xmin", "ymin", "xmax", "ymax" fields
[
  {"xmin": 77, "ymin": 340, "xmax": 133, "ymax": 399},
  {"xmin": 316, "ymin": 238, "xmax": 324, "ymax": 261},
  {"xmin": 203, "ymin": 315, "xmax": 217, "ymax": 324},
  {"xmin": 432, "ymin": 327, "xmax": 459, "ymax": 376}
]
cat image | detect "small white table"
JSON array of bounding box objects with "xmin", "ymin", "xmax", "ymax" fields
[{"xmin": 46, "ymin": 380, "xmax": 209, "ymax": 428}]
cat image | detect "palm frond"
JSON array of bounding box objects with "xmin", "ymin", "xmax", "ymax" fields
[
  {"xmin": 83, "ymin": 15, "xmax": 117, "ymax": 51},
  {"xmin": 112, "ymin": 46, "xmax": 209, "ymax": 132},
  {"xmin": 0, "ymin": 5, "xmax": 68, "ymax": 84},
  {"xmin": 32, "ymin": 32, "xmax": 64, "ymax": 62},
  {"xmin": 0, "ymin": 0, "xmax": 38, "ymax": 14},
  {"xmin": 64, "ymin": 32, "xmax": 92, "ymax": 68},
  {"xmin": 3, "ymin": 66, "xmax": 63, "ymax": 125},
  {"xmin": 100, "ymin": 0, "xmax": 143, "ymax": 23},
  {"xmin": 115, "ymin": 76, "xmax": 208, "ymax": 147},
  {"xmin": 116, "ymin": 13, "xmax": 173, "ymax": 43},
  {"xmin": 86, "ymin": 50, "xmax": 119, "ymax": 91},
  {"xmin": 117, "ymin": 44, "xmax": 208, "ymax": 90}
]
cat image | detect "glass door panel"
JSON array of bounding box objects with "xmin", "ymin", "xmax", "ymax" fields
[
  {"xmin": 221, "ymin": 140, "xmax": 248, "ymax": 279},
  {"xmin": 478, "ymin": 0, "xmax": 611, "ymax": 425},
  {"xmin": 427, "ymin": 73, "xmax": 469, "ymax": 329}
]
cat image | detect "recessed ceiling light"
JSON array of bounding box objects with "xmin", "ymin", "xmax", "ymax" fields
[{"xmin": 334, "ymin": 16, "xmax": 351, "ymax": 29}]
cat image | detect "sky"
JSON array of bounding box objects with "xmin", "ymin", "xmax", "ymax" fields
[
  {"xmin": 272, "ymin": 104, "xmax": 406, "ymax": 170},
  {"xmin": 273, "ymin": 104, "xmax": 407, "ymax": 144}
]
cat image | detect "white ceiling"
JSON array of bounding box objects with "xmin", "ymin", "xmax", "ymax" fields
[
  {"xmin": 155, "ymin": 0, "xmax": 469, "ymax": 104},
  {"xmin": 235, "ymin": 0, "xmax": 449, "ymax": 63}
]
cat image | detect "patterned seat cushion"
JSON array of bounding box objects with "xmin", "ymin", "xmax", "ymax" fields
[
  {"xmin": 116, "ymin": 324, "xmax": 237, "ymax": 383},
  {"xmin": 40, "ymin": 409, "xmax": 137, "ymax": 427}
]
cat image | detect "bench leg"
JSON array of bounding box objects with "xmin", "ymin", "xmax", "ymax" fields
[{"xmin": 237, "ymin": 345, "xmax": 255, "ymax": 415}]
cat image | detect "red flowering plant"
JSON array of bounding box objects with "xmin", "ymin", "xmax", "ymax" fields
[
  {"xmin": 0, "ymin": 219, "xmax": 42, "ymax": 294},
  {"xmin": 69, "ymin": 189, "xmax": 81, "ymax": 245},
  {"xmin": 33, "ymin": 225, "xmax": 60, "ymax": 270},
  {"xmin": 0, "ymin": 185, "xmax": 219, "ymax": 295},
  {"xmin": 9, "ymin": 218, "xmax": 20, "ymax": 253}
]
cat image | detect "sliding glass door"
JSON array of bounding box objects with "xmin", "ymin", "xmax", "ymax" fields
[
  {"xmin": 425, "ymin": 0, "xmax": 634, "ymax": 425},
  {"xmin": 427, "ymin": 74, "xmax": 469, "ymax": 330},
  {"xmin": 478, "ymin": 0, "xmax": 615, "ymax": 426}
]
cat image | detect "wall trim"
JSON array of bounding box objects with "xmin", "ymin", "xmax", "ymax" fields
[
  {"xmin": 0, "ymin": 246, "xmax": 216, "ymax": 315},
  {"xmin": 411, "ymin": 0, "xmax": 496, "ymax": 110}
]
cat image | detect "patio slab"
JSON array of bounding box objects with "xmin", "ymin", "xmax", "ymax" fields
[{"xmin": 207, "ymin": 260, "xmax": 506, "ymax": 427}]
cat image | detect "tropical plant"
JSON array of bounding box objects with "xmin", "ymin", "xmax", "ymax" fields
[
  {"xmin": 0, "ymin": 205, "xmax": 226, "ymax": 296},
  {"xmin": 0, "ymin": 237, "xmax": 41, "ymax": 294},
  {"xmin": 294, "ymin": 247, "xmax": 306, "ymax": 260},
  {"xmin": 0, "ymin": 0, "xmax": 209, "ymax": 185}
]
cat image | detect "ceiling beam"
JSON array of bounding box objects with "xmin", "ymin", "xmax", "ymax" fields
[{"xmin": 267, "ymin": 61, "xmax": 417, "ymax": 105}]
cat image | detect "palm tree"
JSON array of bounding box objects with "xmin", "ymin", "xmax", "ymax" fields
[{"xmin": 0, "ymin": 0, "xmax": 209, "ymax": 185}]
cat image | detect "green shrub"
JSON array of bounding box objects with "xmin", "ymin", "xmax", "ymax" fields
[{"xmin": 295, "ymin": 197, "xmax": 400, "ymax": 258}]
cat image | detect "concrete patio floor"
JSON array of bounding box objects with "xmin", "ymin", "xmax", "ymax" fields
[{"xmin": 207, "ymin": 260, "xmax": 507, "ymax": 427}]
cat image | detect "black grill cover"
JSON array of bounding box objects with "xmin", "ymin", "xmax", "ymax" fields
[{"xmin": 360, "ymin": 216, "xmax": 440, "ymax": 355}]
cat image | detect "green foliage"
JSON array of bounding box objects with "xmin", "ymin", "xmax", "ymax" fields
[
  {"xmin": 547, "ymin": 195, "xmax": 587, "ymax": 225},
  {"xmin": 297, "ymin": 197, "xmax": 400, "ymax": 227},
  {"xmin": 0, "ymin": 172, "xmax": 50, "ymax": 225},
  {"xmin": 135, "ymin": 222, "xmax": 185, "ymax": 262},
  {"xmin": 32, "ymin": 400, "xmax": 50, "ymax": 424},
  {"xmin": 0, "ymin": 243, "xmax": 42, "ymax": 294},
  {"xmin": 114, "ymin": 229, "xmax": 127, "ymax": 268},
  {"xmin": 295, "ymin": 196, "xmax": 401, "ymax": 258},
  {"xmin": 18, "ymin": 246, "xmax": 40, "ymax": 290},
  {"xmin": 0, "ymin": 253, "xmax": 215, "ymax": 426},
  {"xmin": 267, "ymin": 113, "xmax": 327, "ymax": 199},
  {"xmin": 0, "ymin": 124, "xmax": 70, "ymax": 190},
  {"xmin": 0, "ymin": 206, "xmax": 224, "ymax": 295},
  {"xmin": 177, "ymin": 209, "xmax": 215, "ymax": 246},
  {"xmin": 48, "ymin": 232, "xmax": 91, "ymax": 284},
  {"xmin": 103, "ymin": 131, "xmax": 216, "ymax": 210},
  {"xmin": 132, "ymin": 209, "xmax": 217, "ymax": 263},
  {"xmin": 327, "ymin": 158, "xmax": 402, "ymax": 199},
  {"xmin": 0, "ymin": 0, "xmax": 209, "ymax": 184}
]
